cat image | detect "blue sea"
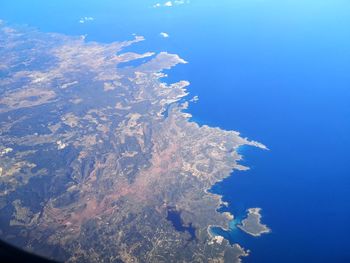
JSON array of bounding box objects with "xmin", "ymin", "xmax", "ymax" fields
[{"xmin": 1, "ymin": 0, "xmax": 350, "ymax": 262}]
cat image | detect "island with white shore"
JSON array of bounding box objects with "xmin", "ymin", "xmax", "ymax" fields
[{"xmin": 238, "ymin": 208, "xmax": 271, "ymax": 237}]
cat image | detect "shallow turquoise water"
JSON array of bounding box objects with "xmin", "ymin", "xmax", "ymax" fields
[{"xmin": 1, "ymin": 1, "xmax": 350, "ymax": 262}]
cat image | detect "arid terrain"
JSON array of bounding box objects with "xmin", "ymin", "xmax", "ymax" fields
[{"xmin": 0, "ymin": 22, "xmax": 266, "ymax": 262}]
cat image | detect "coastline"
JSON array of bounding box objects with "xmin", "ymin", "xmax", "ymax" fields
[{"xmin": 202, "ymin": 140, "xmax": 270, "ymax": 247}]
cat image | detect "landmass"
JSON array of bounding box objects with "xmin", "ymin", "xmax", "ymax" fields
[
  {"xmin": 237, "ymin": 208, "xmax": 271, "ymax": 237},
  {"xmin": 0, "ymin": 21, "xmax": 267, "ymax": 262}
]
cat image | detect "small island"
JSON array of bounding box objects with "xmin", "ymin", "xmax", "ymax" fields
[{"xmin": 238, "ymin": 208, "xmax": 271, "ymax": 237}]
